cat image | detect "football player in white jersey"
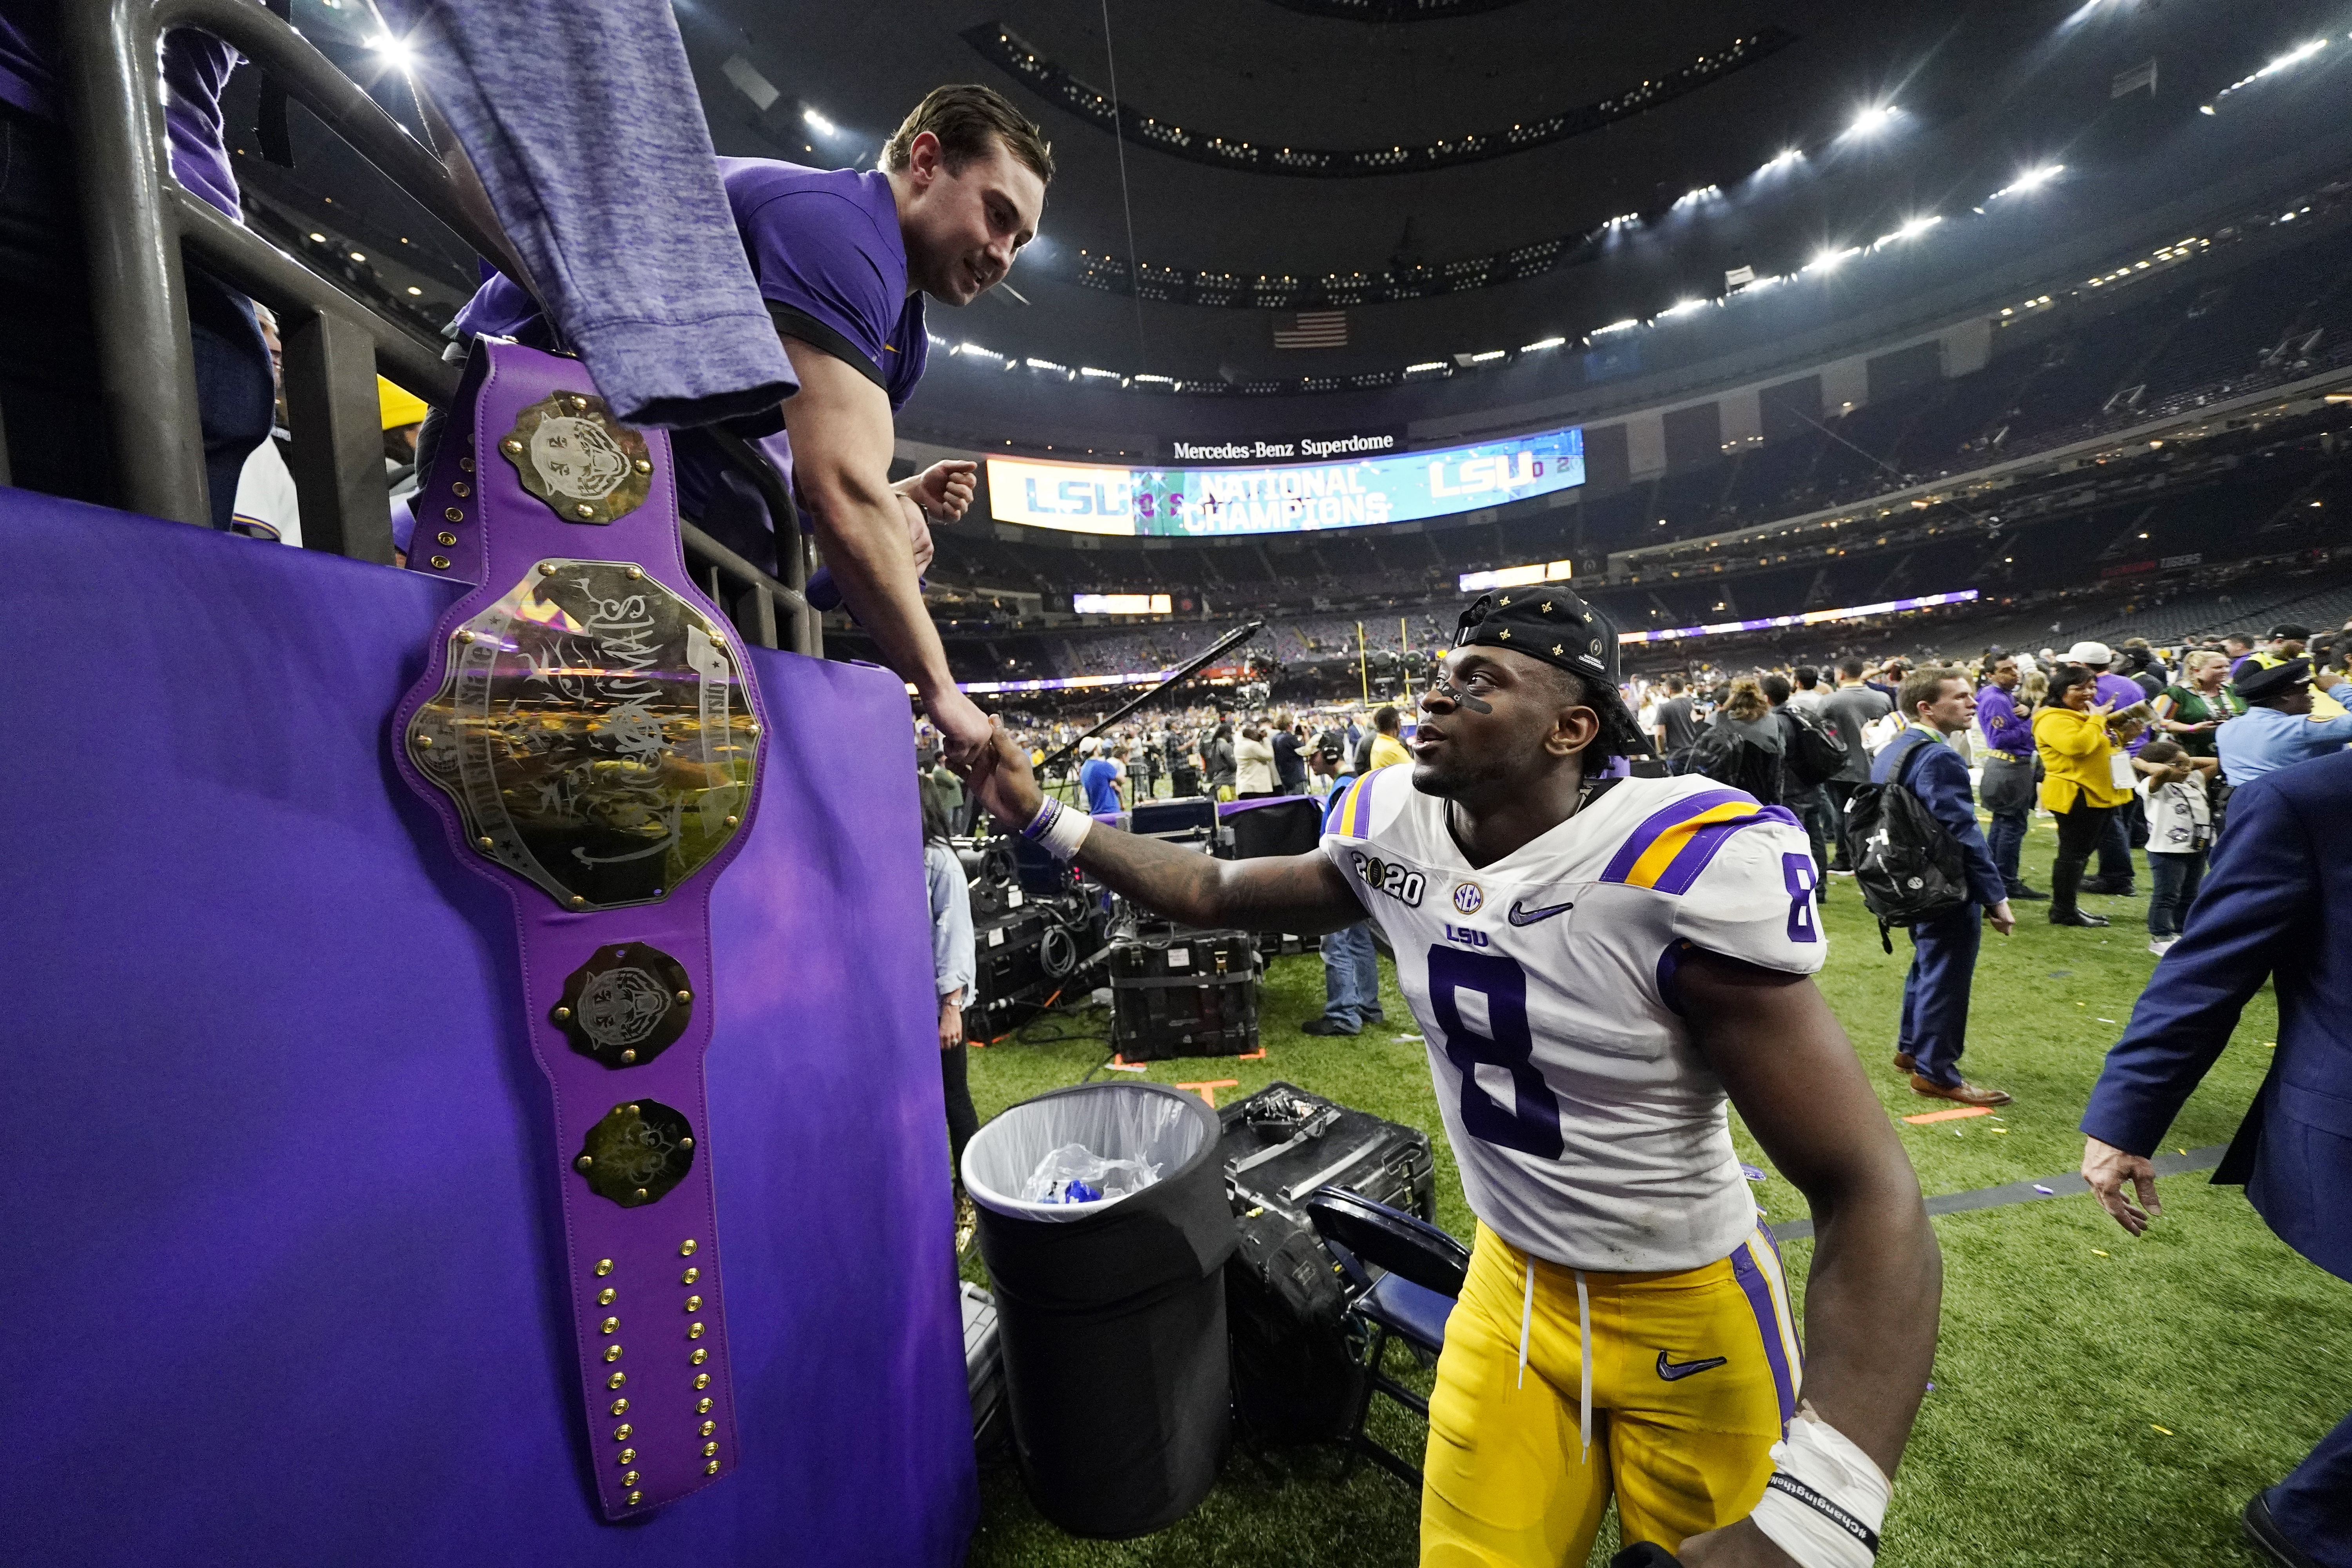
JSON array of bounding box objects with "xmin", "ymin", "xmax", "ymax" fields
[{"xmin": 959, "ymin": 588, "xmax": 1940, "ymax": 1568}]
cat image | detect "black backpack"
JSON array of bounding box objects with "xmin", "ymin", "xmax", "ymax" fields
[
  {"xmin": 1842, "ymin": 733, "xmax": 1967, "ymax": 951},
  {"xmin": 1685, "ymin": 717, "xmax": 1785, "ymax": 805},
  {"xmin": 1783, "ymin": 708, "xmax": 1849, "ymax": 786}
]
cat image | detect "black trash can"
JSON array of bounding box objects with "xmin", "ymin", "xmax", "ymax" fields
[{"xmin": 960, "ymin": 1081, "xmax": 1237, "ymax": 1537}]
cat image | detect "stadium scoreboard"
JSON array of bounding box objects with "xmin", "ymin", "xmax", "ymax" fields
[{"xmin": 987, "ymin": 423, "xmax": 1584, "ymax": 537}]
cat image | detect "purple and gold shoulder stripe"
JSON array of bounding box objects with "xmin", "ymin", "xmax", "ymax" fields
[
  {"xmin": 1325, "ymin": 767, "xmax": 1388, "ymax": 839},
  {"xmin": 1599, "ymin": 789, "xmax": 1800, "ymax": 895}
]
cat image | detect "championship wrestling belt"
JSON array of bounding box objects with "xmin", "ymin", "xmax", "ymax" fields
[{"xmin": 392, "ymin": 338, "xmax": 764, "ymax": 1519}]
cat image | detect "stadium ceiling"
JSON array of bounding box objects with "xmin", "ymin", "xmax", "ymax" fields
[
  {"xmin": 241, "ymin": 1, "xmax": 2352, "ymax": 390},
  {"xmin": 664, "ymin": 0, "xmax": 2352, "ymax": 382}
]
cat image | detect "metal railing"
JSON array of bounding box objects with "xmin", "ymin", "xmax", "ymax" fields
[{"xmin": 58, "ymin": 0, "xmax": 815, "ymax": 654}]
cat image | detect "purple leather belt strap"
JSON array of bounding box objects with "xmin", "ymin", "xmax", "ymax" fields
[{"xmin": 392, "ymin": 339, "xmax": 765, "ymax": 1520}]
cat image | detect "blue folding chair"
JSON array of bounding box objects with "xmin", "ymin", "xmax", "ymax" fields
[{"xmin": 1302, "ymin": 1185, "xmax": 1471, "ymax": 1487}]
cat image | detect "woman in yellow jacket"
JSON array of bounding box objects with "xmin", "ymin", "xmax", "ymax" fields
[{"xmin": 2033, "ymin": 663, "xmax": 2134, "ymax": 927}]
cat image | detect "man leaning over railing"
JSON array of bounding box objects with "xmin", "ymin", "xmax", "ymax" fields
[{"xmin": 428, "ymin": 84, "xmax": 1054, "ymax": 765}]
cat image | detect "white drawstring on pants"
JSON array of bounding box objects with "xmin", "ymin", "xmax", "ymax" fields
[
  {"xmin": 1515, "ymin": 1256, "xmax": 1535, "ymax": 1388},
  {"xmin": 1514, "ymin": 1254, "xmax": 1595, "ymax": 1460},
  {"xmin": 1575, "ymin": 1268, "xmax": 1593, "ymax": 1459}
]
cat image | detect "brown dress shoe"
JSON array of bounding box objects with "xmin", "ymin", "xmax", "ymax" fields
[
  {"xmin": 1893, "ymin": 1052, "xmax": 1916, "ymax": 1073},
  {"xmin": 1910, "ymin": 1074, "xmax": 2013, "ymax": 1107}
]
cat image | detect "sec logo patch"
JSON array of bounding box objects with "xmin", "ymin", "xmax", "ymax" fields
[{"xmin": 1453, "ymin": 882, "xmax": 1484, "ymax": 914}]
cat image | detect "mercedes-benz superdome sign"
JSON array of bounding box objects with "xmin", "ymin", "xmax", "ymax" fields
[{"xmin": 986, "ymin": 424, "xmax": 1584, "ymax": 537}]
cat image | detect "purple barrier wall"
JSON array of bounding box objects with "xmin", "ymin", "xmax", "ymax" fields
[{"xmin": 0, "ymin": 493, "xmax": 975, "ymax": 1566}]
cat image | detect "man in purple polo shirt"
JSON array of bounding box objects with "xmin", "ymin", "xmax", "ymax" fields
[
  {"xmin": 0, "ymin": 5, "xmax": 272, "ymax": 530},
  {"xmin": 1975, "ymin": 653, "xmax": 2046, "ymax": 901},
  {"xmin": 447, "ymin": 84, "xmax": 1051, "ymax": 764}
]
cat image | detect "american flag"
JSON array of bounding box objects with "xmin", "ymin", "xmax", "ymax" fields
[{"xmin": 1272, "ymin": 310, "xmax": 1348, "ymax": 349}]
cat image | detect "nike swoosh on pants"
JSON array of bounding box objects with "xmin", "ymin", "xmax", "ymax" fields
[{"xmin": 1656, "ymin": 1350, "xmax": 1729, "ymax": 1381}]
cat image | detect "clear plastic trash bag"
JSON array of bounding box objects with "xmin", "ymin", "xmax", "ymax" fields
[
  {"xmin": 962, "ymin": 1083, "xmax": 1213, "ymax": 1223},
  {"xmin": 1022, "ymin": 1143, "xmax": 1161, "ymax": 1206}
]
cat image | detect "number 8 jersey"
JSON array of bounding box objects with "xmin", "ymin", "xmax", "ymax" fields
[{"xmin": 1322, "ymin": 766, "xmax": 1826, "ymax": 1273}]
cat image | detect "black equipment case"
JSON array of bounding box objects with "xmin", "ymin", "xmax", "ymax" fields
[
  {"xmin": 1217, "ymin": 1082, "xmax": 1439, "ymax": 1443},
  {"xmin": 1218, "ymin": 796, "xmax": 1325, "ymax": 861},
  {"xmin": 974, "ymin": 902, "xmax": 1101, "ymax": 1034},
  {"xmin": 1109, "ymin": 928, "xmax": 1259, "ymax": 1060},
  {"xmin": 1220, "ymin": 1081, "xmax": 1436, "ymax": 1221}
]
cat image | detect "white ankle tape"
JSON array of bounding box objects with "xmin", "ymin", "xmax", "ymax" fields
[{"xmin": 1747, "ymin": 1406, "xmax": 1890, "ymax": 1568}]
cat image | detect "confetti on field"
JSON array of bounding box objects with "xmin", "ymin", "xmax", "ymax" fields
[
  {"xmin": 2092, "ymin": 1249, "xmax": 2111, "ymax": 1257},
  {"xmin": 2151, "ymin": 1425, "xmax": 2173, "ymax": 1436},
  {"xmin": 1990, "ymin": 1128, "xmax": 2009, "ymax": 1134},
  {"xmin": 1904, "ymin": 1106, "xmax": 1994, "ymax": 1124},
  {"xmin": 1102, "ymin": 1060, "xmax": 1147, "ymax": 1073},
  {"xmin": 2098, "ymin": 1018, "xmax": 2118, "ymax": 1023},
  {"xmin": 1742, "ymin": 1164, "xmax": 1767, "ymax": 1181},
  {"xmin": 2034, "ymin": 1185, "xmax": 2055, "ymax": 1195}
]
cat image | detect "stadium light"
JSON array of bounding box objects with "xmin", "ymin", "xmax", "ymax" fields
[
  {"xmin": 1132, "ymin": 373, "xmax": 1176, "ymax": 384},
  {"xmin": 954, "ymin": 342, "xmax": 1002, "ymax": 359},
  {"xmin": 1755, "ymin": 148, "xmax": 1804, "ymax": 176},
  {"xmin": 1403, "ymin": 361, "xmax": 1448, "ymax": 374},
  {"xmin": 1467, "ymin": 349, "xmax": 1506, "ymax": 362},
  {"xmin": 1805, "ymin": 246, "xmax": 1859, "ymax": 273},
  {"xmin": 2208, "ymin": 38, "xmax": 2330, "ymax": 112},
  {"xmin": 368, "ymin": 33, "xmax": 416, "ymax": 69},
  {"xmin": 1079, "ymin": 366, "xmax": 1120, "ymax": 379},
  {"xmin": 1844, "ymin": 103, "xmax": 1898, "ymax": 137},
  {"xmin": 2260, "ymin": 38, "xmax": 2329, "ymax": 76},
  {"xmin": 1520, "ymin": 336, "xmax": 1567, "ymax": 352},
  {"xmin": 1589, "ymin": 319, "xmax": 1640, "ymax": 336},
  {"xmin": 1990, "ymin": 164, "xmax": 2064, "ymax": 200},
  {"xmin": 1873, "ymin": 214, "xmax": 1941, "ymax": 247},
  {"xmin": 1658, "ymin": 298, "xmax": 1710, "ymax": 318},
  {"xmin": 1674, "ymin": 184, "xmax": 1721, "ymax": 207},
  {"xmin": 802, "ymin": 106, "xmax": 839, "ymax": 136}
]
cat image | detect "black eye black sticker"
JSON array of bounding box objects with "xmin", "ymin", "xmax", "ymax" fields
[{"xmin": 1433, "ymin": 677, "xmax": 1492, "ymax": 714}]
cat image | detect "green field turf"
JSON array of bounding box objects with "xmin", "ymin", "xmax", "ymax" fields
[{"xmin": 960, "ymin": 815, "xmax": 2349, "ymax": 1568}]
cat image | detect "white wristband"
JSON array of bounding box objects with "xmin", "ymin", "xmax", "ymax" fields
[
  {"xmin": 1025, "ymin": 799, "xmax": 1093, "ymax": 861},
  {"xmin": 1747, "ymin": 1406, "xmax": 1891, "ymax": 1568}
]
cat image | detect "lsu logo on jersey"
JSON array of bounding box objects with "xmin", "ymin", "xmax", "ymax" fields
[{"xmin": 1351, "ymin": 851, "xmax": 1426, "ymax": 907}]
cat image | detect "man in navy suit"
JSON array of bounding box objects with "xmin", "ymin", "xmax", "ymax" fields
[
  {"xmin": 2082, "ymin": 747, "xmax": 2352, "ymax": 1568},
  {"xmin": 1873, "ymin": 667, "xmax": 2017, "ymax": 1106}
]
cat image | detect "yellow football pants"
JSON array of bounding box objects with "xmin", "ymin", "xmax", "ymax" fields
[{"xmin": 1421, "ymin": 1221, "xmax": 1802, "ymax": 1567}]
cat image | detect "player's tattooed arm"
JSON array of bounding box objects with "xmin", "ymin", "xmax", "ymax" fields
[
  {"xmin": 1073, "ymin": 822, "xmax": 1365, "ymax": 934},
  {"xmin": 962, "ymin": 723, "xmax": 1366, "ymax": 935},
  {"xmin": 1679, "ymin": 953, "xmax": 1941, "ymax": 1481}
]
